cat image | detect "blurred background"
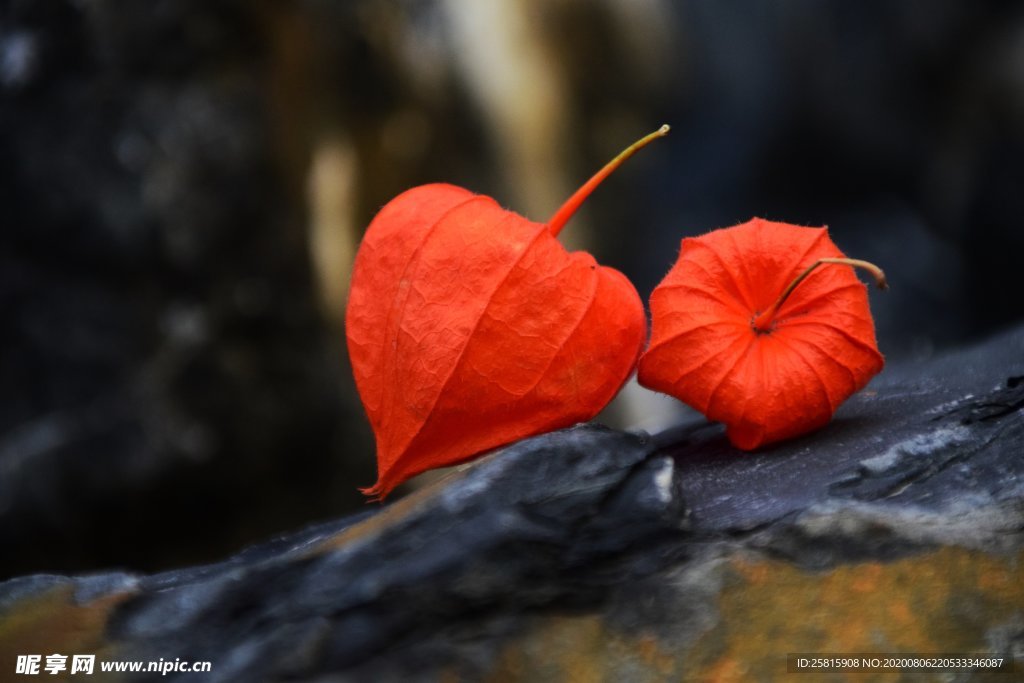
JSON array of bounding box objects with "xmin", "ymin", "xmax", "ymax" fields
[{"xmin": 2, "ymin": 0, "xmax": 1023, "ymax": 579}]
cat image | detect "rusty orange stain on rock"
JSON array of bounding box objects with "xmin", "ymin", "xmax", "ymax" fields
[
  {"xmin": 637, "ymin": 634, "xmax": 676, "ymax": 672},
  {"xmin": 850, "ymin": 562, "xmax": 883, "ymax": 593},
  {"xmin": 887, "ymin": 599, "xmax": 914, "ymax": 628},
  {"xmin": 479, "ymin": 547, "xmax": 1021, "ymax": 683},
  {"xmin": 0, "ymin": 583, "xmax": 136, "ymax": 682},
  {"xmin": 685, "ymin": 547, "xmax": 1023, "ymax": 681},
  {"xmin": 700, "ymin": 655, "xmax": 749, "ymax": 682},
  {"xmin": 733, "ymin": 558, "xmax": 770, "ymax": 586},
  {"xmin": 483, "ymin": 613, "xmax": 680, "ymax": 683}
]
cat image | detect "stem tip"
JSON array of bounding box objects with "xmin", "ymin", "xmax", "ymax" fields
[{"xmin": 548, "ymin": 124, "xmax": 670, "ymax": 236}]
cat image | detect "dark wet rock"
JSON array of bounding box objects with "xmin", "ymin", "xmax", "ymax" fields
[
  {"xmin": 663, "ymin": 323, "xmax": 1024, "ymax": 548},
  {"xmin": 1, "ymin": 322, "xmax": 1022, "ymax": 681}
]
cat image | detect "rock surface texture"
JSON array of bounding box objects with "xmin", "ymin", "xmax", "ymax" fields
[{"xmin": 2, "ymin": 325, "xmax": 1023, "ymax": 681}]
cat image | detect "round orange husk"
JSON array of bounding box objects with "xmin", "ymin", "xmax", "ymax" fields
[{"xmin": 637, "ymin": 218, "xmax": 884, "ymax": 450}]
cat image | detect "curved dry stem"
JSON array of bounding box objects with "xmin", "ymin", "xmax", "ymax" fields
[
  {"xmin": 547, "ymin": 124, "xmax": 670, "ymax": 237},
  {"xmin": 752, "ymin": 257, "xmax": 887, "ymax": 332}
]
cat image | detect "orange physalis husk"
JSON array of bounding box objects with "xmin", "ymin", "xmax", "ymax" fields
[
  {"xmin": 637, "ymin": 218, "xmax": 886, "ymax": 450},
  {"xmin": 347, "ymin": 126, "xmax": 669, "ymax": 499}
]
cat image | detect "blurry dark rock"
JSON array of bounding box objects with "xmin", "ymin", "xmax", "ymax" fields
[
  {"xmin": 0, "ymin": 0, "xmax": 373, "ymax": 578},
  {"xmin": 1, "ymin": 323, "xmax": 1021, "ymax": 681}
]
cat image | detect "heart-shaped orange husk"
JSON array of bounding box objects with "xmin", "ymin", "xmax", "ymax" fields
[
  {"xmin": 347, "ymin": 128, "xmax": 668, "ymax": 499},
  {"xmin": 637, "ymin": 218, "xmax": 885, "ymax": 450}
]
